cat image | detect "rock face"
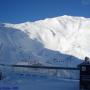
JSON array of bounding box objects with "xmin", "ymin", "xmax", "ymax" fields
[{"xmin": 0, "ymin": 15, "xmax": 90, "ymax": 67}]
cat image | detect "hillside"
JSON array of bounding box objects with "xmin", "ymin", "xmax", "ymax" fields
[{"xmin": 0, "ymin": 15, "xmax": 90, "ymax": 67}]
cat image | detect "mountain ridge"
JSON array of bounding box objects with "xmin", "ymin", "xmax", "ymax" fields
[{"xmin": 0, "ymin": 15, "xmax": 90, "ymax": 67}]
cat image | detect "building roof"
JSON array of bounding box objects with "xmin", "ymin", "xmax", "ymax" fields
[{"xmin": 78, "ymin": 61, "xmax": 90, "ymax": 67}]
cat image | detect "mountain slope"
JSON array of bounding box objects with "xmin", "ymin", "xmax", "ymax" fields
[{"xmin": 0, "ymin": 15, "xmax": 90, "ymax": 67}]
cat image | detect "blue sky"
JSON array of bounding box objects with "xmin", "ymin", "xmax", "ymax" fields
[{"xmin": 0, "ymin": 0, "xmax": 90, "ymax": 23}]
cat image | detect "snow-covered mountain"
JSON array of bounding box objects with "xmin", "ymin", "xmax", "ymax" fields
[{"xmin": 0, "ymin": 15, "xmax": 90, "ymax": 67}]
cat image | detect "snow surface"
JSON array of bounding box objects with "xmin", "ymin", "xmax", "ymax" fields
[
  {"xmin": 0, "ymin": 15, "xmax": 90, "ymax": 67},
  {"xmin": 0, "ymin": 65, "xmax": 79, "ymax": 90},
  {"xmin": 0, "ymin": 74, "xmax": 79, "ymax": 90}
]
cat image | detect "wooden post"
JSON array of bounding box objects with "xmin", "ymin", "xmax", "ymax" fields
[{"xmin": 0, "ymin": 71, "xmax": 2, "ymax": 80}]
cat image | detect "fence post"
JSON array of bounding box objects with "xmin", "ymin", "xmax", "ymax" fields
[{"xmin": 0, "ymin": 71, "xmax": 2, "ymax": 80}]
